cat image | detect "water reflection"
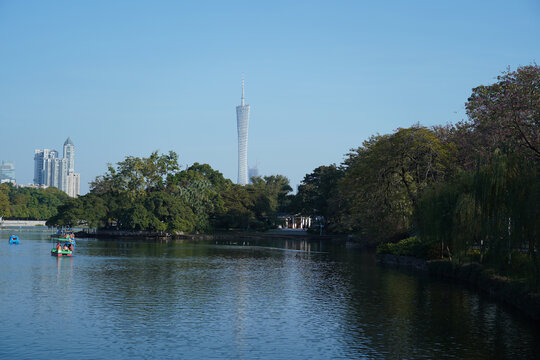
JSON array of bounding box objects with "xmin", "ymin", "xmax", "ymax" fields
[{"xmin": 0, "ymin": 231, "xmax": 538, "ymax": 360}]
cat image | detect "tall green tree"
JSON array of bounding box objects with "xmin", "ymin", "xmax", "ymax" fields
[
  {"xmin": 339, "ymin": 125, "xmax": 454, "ymax": 241},
  {"xmin": 292, "ymin": 164, "xmax": 343, "ymax": 229}
]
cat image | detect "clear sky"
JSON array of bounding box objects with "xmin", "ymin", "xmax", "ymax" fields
[{"xmin": 1, "ymin": 0, "xmax": 539, "ymax": 194}]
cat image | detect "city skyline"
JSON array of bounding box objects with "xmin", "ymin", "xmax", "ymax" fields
[{"xmin": 0, "ymin": 1, "xmax": 539, "ymax": 194}]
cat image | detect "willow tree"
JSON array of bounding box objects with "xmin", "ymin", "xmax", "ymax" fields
[
  {"xmin": 473, "ymin": 154, "xmax": 540, "ymax": 278},
  {"xmin": 416, "ymin": 172, "xmax": 478, "ymax": 261}
]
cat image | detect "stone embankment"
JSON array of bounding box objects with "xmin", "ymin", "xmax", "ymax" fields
[
  {"xmin": 0, "ymin": 220, "xmax": 47, "ymax": 227},
  {"xmin": 376, "ymin": 254, "xmax": 540, "ymax": 321}
]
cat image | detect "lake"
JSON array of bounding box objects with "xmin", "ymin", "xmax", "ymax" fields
[{"xmin": 0, "ymin": 230, "xmax": 538, "ymax": 359}]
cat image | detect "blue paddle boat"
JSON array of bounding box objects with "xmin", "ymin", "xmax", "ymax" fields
[{"xmin": 9, "ymin": 235, "xmax": 19, "ymax": 244}]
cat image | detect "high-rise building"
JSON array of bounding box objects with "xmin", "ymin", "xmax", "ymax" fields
[
  {"xmin": 34, "ymin": 138, "xmax": 80, "ymax": 197},
  {"xmin": 66, "ymin": 172, "xmax": 80, "ymax": 198},
  {"xmin": 0, "ymin": 161, "xmax": 16, "ymax": 184},
  {"xmin": 236, "ymin": 76, "xmax": 250, "ymax": 185},
  {"xmin": 63, "ymin": 137, "xmax": 75, "ymax": 174},
  {"xmin": 34, "ymin": 149, "xmax": 58, "ymax": 185},
  {"xmin": 248, "ymin": 165, "xmax": 259, "ymax": 184}
]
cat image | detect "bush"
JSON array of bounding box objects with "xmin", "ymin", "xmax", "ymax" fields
[{"xmin": 376, "ymin": 236, "xmax": 435, "ymax": 259}]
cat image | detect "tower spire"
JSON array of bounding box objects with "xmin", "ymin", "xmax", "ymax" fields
[{"xmin": 241, "ymin": 73, "xmax": 245, "ymax": 106}]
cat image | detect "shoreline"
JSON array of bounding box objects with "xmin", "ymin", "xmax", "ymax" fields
[
  {"xmin": 377, "ymin": 254, "xmax": 540, "ymax": 322},
  {"xmin": 75, "ymin": 229, "xmax": 351, "ymax": 242}
]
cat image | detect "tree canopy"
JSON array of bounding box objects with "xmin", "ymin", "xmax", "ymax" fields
[
  {"xmin": 48, "ymin": 151, "xmax": 293, "ymax": 232},
  {"xmin": 0, "ymin": 183, "xmax": 68, "ymax": 220}
]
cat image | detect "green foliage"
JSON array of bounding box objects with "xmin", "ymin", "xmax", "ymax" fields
[
  {"xmin": 48, "ymin": 151, "xmax": 292, "ymax": 233},
  {"xmin": 216, "ymin": 176, "xmax": 292, "ymax": 231},
  {"xmin": 291, "ymin": 164, "xmax": 343, "ymax": 229},
  {"xmin": 0, "ymin": 183, "xmax": 69, "ymax": 220},
  {"xmin": 0, "ymin": 185, "xmax": 10, "ymax": 218},
  {"xmin": 336, "ymin": 125, "xmax": 453, "ymax": 240},
  {"xmin": 416, "ymin": 153, "xmax": 540, "ymax": 286},
  {"xmin": 413, "ymin": 65, "xmax": 540, "ymax": 288},
  {"xmin": 217, "ymin": 184, "xmax": 255, "ymax": 230},
  {"xmin": 416, "ymin": 171, "xmax": 478, "ymax": 260},
  {"xmin": 376, "ymin": 237, "xmax": 436, "ymax": 259}
]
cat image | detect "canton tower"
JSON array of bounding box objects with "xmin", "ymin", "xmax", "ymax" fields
[{"xmin": 236, "ymin": 76, "xmax": 250, "ymax": 185}]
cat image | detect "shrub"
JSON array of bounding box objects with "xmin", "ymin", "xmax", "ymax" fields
[{"xmin": 376, "ymin": 236, "xmax": 435, "ymax": 259}]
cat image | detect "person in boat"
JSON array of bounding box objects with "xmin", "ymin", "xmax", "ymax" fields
[
  {"xmin": 63, "ymin": 243, "xmax": 69, "ymax": 251},
  {"xmin": 56, "ymin": 242, "xmax": 62, "ymax": 250},
  {"xmin": 68, "ymin": 243, "xmax": 73, "ymax": 251}
]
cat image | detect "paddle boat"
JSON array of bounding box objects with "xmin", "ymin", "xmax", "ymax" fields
[
  {"xmin": 51, "ymin": 241, "xmax": 74, "ymax": 257},
  {"xmin": 51, "ymin": 245, "xmax": 73, "ymax": 257},
  {"xmin": 9, "ymin": 235, "xmax": 19, "ymax": 244},
  {"xmin": 50, "ymin": 232, "xmax": 75, "ymax": 256}
]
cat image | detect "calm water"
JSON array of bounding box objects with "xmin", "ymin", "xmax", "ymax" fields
[{"xmin": 0, "ymin": 230, "xmax": 538, "ymax": 359}]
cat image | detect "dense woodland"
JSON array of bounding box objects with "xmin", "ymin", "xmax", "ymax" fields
[{"xmin": 29, "ymin": 64, "xmax": 540, "ymax": 287}]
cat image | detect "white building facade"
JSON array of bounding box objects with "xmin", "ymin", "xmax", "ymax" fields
[{"xmin": 66, "ymin": 172, "xmax": 80, "ymax": 198}]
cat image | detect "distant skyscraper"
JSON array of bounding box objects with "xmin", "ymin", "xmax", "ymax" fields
[
  {"xmin": 63, "ymin": 137, "xmax": 75, "ymax": 174},
  {"xmin": 34, "ymin": 138, "xmax": 80, "ymax": 197},
  {"xmin": 248, "ymin": 165, "xmax": 259, "ymax": 184},
  {"xmin": 34, "ymin": 149, "xmax": 58, "ymax": 185},
  {"xmin": 236, "ymin": 76, "xmax": 250, "ymax": 185},
  {"xmin": 0, "ymin": 161, "xmax": 16, "ymax": 184}
]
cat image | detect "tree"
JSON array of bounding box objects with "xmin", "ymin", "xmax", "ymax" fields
[
  {"xmin": 0, "ymin": 184, "xmax": 10, "ymax": 218},
  {"xmin": 251, "ymin": 175, "xmax": 292, "ymax": 213},
  {"xmin": 293, "ymin": 165, "xmax": 343, "ymax": 225},
  {"xmin": 464, "ymin": 64, "xmax": 540, "ymax": 163},
  {"xmin": 339, "ymin": 125, "xmax": 454, "ymax": 241},
  {"xmin": 46, "ymin": 198, "xmax": 84, "ymax": 227},
  {"xmin": 218, "ymin": 184, "xmax": 255, "ymax": 230}
]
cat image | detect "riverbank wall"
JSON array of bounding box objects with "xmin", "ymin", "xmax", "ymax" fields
[{"xmin": 377, "ymin": 254, "xmax": 540, "ymax": 321}]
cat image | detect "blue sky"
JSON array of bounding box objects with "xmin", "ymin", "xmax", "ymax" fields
[{"xmin": 1, "ymin": 0, "xmax": 539, "ymax": 194}]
